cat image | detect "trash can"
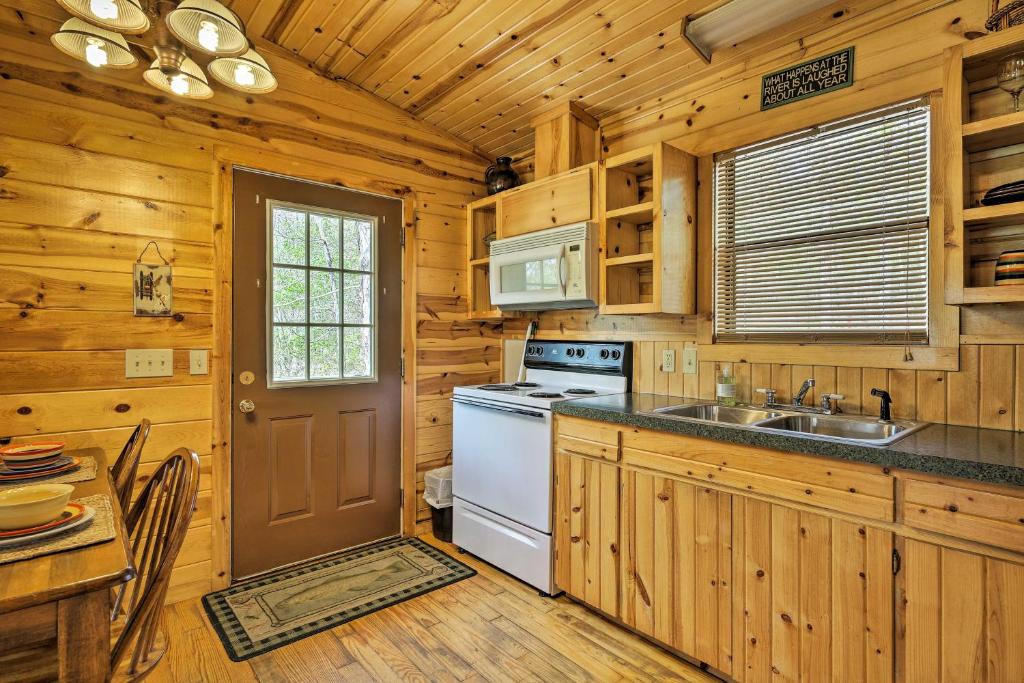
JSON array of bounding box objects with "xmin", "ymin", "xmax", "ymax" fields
[{"xmin": 424, "ymin": 465, "xmax": 453, "ymax": 542}]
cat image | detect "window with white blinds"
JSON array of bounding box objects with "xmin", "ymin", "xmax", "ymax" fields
[{"xmin": 714, "ymin": 101, "xmax": 930, "ymax": 344}]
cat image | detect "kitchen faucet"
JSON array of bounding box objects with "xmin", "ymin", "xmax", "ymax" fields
[
  {"xmin": 871, "ymin": 388, "xmax": 893, "ymax": 423},
  {"xmin": 793, "ymin": 378, "xmax": 815, "ymax": 406}
]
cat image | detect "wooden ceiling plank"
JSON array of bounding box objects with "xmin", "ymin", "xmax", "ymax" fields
[
  {"xmin": 464, "ymin": 0, "xmax": 906, "ymax": 153},
  {"xmin": 382, "ymin": 0, "xmax": 553, "ymax": 108},
  {"xmin": 402, "ymin": 0, "xmax": 602, "ymax": 115},
  {"xmin": 432, "ymin": 0, "xmax": 687, "ymax": 138},
  {"xmin": 293, "ymin": 0, "xmax": 374, "ymax": 65},
  {"xmin": 362, "ymin": 0, "xmax": 496, "ymax": 100},
  {"xmin": 346, "ymin": 0, "xmax": 484, "ymax": 92},
  {"xmin": 328, "ymin": 0, "xmax": 427, "ymax": 79},
  {"xmin": 241, "ymin": 0, "xmax": 287, "ymax": 39},
  {"xmin": 311, "ymin": 0, "xmax": 392, "ymax": 76},
  {"xmin": 272, "ymin": 0, "xmax": 342, "ymax": 54}
]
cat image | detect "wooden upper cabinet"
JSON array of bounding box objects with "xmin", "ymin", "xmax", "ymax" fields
[
  {"xmin": 600, "ymin": 142, "xmax": 697, "ymax": 315},
  {"xmin": 899, "ymin": 539, "xmax": 1024, "ymax": 683},
  {"xmin": 499, "ymin": 164, "xmax": 595, "ymax": 239},
  {"xmin": 466, "ymin": 195, "xmax": 500, "ymax": 320},
  {"xmin": 943, "ymin": 28, "xmax": 1024, "ymax": 304}
]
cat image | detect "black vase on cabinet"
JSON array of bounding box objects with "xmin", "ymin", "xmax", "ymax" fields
[{"xmin": 485, "ymin": 156, "xmax": 520, "ymax": 195}]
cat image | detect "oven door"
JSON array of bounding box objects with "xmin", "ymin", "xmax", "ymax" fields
[
  {"xmin": 489, "ymin": 242, "xmax": 567, "ymax": 308},
  {"xmin": 451, "ymin": 397, "xmax": 552, "ymax": 533}
]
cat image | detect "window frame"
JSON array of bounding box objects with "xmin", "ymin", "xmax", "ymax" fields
[
  {"xmin": 265, "ymin": 198, "xmax": 379, "ymax": 389},
  {"xmin": 711, "ymin": 99, "xmax": 932, "ymax": 346}
]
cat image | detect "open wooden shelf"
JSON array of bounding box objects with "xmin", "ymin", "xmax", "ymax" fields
[
  {"xmin": 963, "ymin": 111, "xmax": 1024, "ymax": 152},
  {"xmin": 963, "ymin": 202, "xmax": 1024, "ymax": 228},
  {"xmin": 946, "ymin": 32, "xmax": 1024, "ymax": 304},
  {"xmin": 604, "ymin": 253, "xmax": 654, "ymax": 267},
  {"xmin": 960, "ymin": 285, "xmax": 1024, "ymax": 304},
  {"xmin": 468, "ymin": 256, "xmax": 490, "ymax": 266},
  {"xmin": 606, "ymin": 201, "xmax": 655, "ymax": 224}
]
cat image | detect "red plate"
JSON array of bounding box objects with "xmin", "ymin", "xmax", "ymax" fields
[
  {"xmin": 0, "ymin": 442, "xmax": 66, "ymax": 462},
  {"xmin": 0, "ymin": 502, "xmax": 85, "ymax": 539},
  {"xmin": 0, "ymin": 457, "xmax": 81, "ymax": 482}
]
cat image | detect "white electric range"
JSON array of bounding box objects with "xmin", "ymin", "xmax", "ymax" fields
[{"xmin": 451, "ymin": 340, "xmax": 632, "ymax": 594}]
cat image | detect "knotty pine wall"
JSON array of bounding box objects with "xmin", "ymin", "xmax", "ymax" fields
[
  {"xmin": 0, "ymin": 3, "xmax": 497, "ymax": 600},
  {"xmin": 507, "ymin": 0, "xmax": 1024, "ymax": 435}
]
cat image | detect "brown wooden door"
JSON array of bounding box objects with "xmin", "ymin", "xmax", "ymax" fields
[{"xmin": 231, "ymin": 169, "xmax": 402, "ymax": 579}]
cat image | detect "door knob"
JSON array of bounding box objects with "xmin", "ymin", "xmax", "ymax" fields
[{"xmin": 238, "ymin": 399, "xmax": 256, "ymax": 414}]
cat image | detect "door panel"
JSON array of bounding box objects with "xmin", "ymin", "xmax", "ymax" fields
[
  {"xmin": 899, "ymin": 538, "xmax": 1024, "ymax": 683},
  {"xmin": 232, "ymin": 169, "xmax": 402, "ymax": 578},
  {"xmin": 731, "ymin": 498, "xmax": 894, "ymax": 683}
]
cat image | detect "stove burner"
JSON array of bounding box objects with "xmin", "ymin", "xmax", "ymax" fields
[
  {"xmin": 528, "ymin": 392, "xmax": 563, "ymax": 399},
  {"xmin": 564, "ymin": 388, "xmax": 597, "ymax": 395},
  {"xmin": 479, "ymin": 384, "xmax": 517, "ymax": 391},
  {"xmin": 513, "ymin": 382, "xmax": 539, "ymax": 388}
]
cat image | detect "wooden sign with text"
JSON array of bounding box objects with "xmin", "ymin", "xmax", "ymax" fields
[{"xmin": 760, "ymin": 47, "xmax": 855, "ymax": 110}]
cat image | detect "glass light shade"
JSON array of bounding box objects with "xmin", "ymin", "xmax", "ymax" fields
[
  {"xmin": 50, "ymin": 18, "xmax": 137, "ymax": 69},
  {"xmin": 56, "ymin": 0, "xmax": 150, "ymax": 34},
  {"xmin": 166, "ymin": 0, "xmax": 247, "ymax": 56},
  {"xmin": 142, "ymin": 57, "xmax": 213, "ymax": 99},
  {"xmin": 208, "ymin": 49, "xmax": 277, "ymax": 94}
]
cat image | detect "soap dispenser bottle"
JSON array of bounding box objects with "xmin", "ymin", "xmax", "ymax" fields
[{"xmin": 716, "ymin": 364, "xmax": 737, "ymax": 406}]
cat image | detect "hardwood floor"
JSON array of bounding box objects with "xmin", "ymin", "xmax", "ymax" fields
[{"xmin": 149, "ymin": 535, "xmax": 718, "ymax": 682}]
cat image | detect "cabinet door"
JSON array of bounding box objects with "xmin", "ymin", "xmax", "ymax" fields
[
  {"xmin": 499, "ymin": 166, "xmax": 592, "ymax": 238},
  {"xmin": 732, "ymin": 498, "xmax": 894, "ymax": 683},
  {"xmin": 900, "ymin": 538, "xmax": 1024, "ymax": 683},
  {"xmin": 554, "ymin": 451, "xmax": 619, "ymax": 616},
  {"xmin": 621, "ymin": 470, "xmax": 734, "ymax": 675}
]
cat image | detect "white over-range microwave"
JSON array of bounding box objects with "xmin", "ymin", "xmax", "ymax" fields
[{"xmin": 489, "ymin": 221, "xmax": 599, "ymax": 310}]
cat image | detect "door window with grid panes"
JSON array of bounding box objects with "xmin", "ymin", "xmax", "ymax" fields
[{"xmin": 268, "ymin": 201, "xmax": 376, "ymax": 386}]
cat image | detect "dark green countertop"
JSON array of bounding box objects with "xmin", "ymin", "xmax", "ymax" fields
[{"xmin": 553, "ymin": 393, "xmax": 1024, "ymax": 488}]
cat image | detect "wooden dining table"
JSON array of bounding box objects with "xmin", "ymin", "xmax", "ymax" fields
[{"xmin": 0, "ymin": 448, "xmax": 135, "ymax": 682}]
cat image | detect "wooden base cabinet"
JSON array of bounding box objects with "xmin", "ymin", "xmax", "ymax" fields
[
  {"xmin": 621, "ymin": 470, "xmax": 733, "ymax": 674},
  {"xmin": 899, "ymin": 539, "xmax": 1024, "ymax": 683},
  {"xmin": 554, "ymin": 449, "xmax": 619, "ymax": 617},
  {"xmin": 731, "ymin": 498, "xmax": 894, "ymax": 683},
  {"xmin": 553, "ymin": 417, "xmax": 1024, "ymax": 682}
]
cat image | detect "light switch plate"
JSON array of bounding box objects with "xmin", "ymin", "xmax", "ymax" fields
[
  {"xmin": 126, "ymin": 349, "xmax": 173, "ymax": 378},
  {"xmin": 682, "ymin": 347, "xmax": 698, "ymax": 374},
  {"xmin": 661, "ymin": 349, "xmax": 675, "ymax": 373},
  {"xmin": 190, "ymin": 349, "xmax": 209, "ymax": 375}
]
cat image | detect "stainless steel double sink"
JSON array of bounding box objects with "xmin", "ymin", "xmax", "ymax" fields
[{"xmin": 647, "ymin": 402, "xmax": 926, "ymax": 446}]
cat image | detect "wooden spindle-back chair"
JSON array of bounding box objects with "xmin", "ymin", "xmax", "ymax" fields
[
  {"xmin": 110, "ymin": 447, "xmax": 199, "ymax": 680},
  {"xmin": 110, "ymin": 419, "xmax": 151, "ymax": 513}
]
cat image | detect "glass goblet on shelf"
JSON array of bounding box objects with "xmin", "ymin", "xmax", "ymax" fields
[{"xmin": 998, "ymin": 53, "xmax": 1024, "ymax": 113}]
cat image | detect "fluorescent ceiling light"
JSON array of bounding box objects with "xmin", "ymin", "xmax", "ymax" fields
[{"xmin": 682, "ymin": 0, "xmax": 837, "ymax": 63}]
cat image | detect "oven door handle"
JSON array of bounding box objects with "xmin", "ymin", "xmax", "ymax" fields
[{"xmin": 452, "ymin": 398, "xmax": 547, "ymax": 419}]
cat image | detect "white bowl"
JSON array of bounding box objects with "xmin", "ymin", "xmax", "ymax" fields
[{"xmin": 0, "ymin": 484, "xmax": 74, "ymax": 530}]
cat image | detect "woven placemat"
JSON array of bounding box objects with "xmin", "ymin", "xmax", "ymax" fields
[
  {"xmin": 0, "ymin": 493, "xmax": 115, "ymax": 565},
  {"xmin": 0, "ymin": 456, "xmax": 97, "ymax": 488}
]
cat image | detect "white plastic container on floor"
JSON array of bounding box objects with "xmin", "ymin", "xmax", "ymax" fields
[{"xmin": 424, "ymin": 465, "xmax": 453, "ymax": 508}]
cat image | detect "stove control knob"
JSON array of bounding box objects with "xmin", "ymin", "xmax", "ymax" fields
[
  {"xmin": 575, "ymin": 347, "xmax": 586, "ymax": 358},
  {"xmin": 566, "ymin": 348, "xmax": 576, "ymax": 358},
  {"xmin": 611, "ymin": 349, "xmax": 622, "ymax": 360},
  {"xmin": 599, "ymin": 349, "xmax": 610, "ymax": 360}
]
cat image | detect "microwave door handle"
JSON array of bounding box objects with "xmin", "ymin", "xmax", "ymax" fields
[{"xmin": 558, "ymin": 248, "xmax": 567, "ymax": 296}]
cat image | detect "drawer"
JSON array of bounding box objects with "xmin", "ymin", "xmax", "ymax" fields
[
  {"xmin": 902, "ymin": 478, "xmax": 1024, "ymax": 553},
  {"xmin": 620, "ymin": 428, "xmax": 895, "ymax": 522},
  {"xmin": 556, "ymin": 416, "xmax": 621, "ymax": 462}
]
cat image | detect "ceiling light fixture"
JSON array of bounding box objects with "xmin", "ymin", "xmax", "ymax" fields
[
  {"xmin": 49, "ymin": 0, "xmax": 276, "ymax": 98},
  {"xmin": 143, "ymin": 55, "xmax": 213, "ymax": 99},
  {"xmin": 166, "ymin": 0, "xmax": 247, "ymax": 56},
  {"xmin": 51, "ymin": 17, "xmax": 137, "ymax": 68},
  {"xmin": 57, "ymin": 0, "xmax": 150, "ymax": 33},
  {"xmin": 682, "ymin": 0, "xmax": 837, "ymax": 63},
  {"xmin": 208, "ymin": 48, "xmax": 277, "ymax": 94}
]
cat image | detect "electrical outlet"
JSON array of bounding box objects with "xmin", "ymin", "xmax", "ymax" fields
[
  {"xmin": 190, "ymin": 349, "xmax": 209, "ymax": 375},
  {"xmin": 125, "ymin": 349, "xmax": 173, "ymax": 378},
  {"xmin": 661, "ymin": 349, "xmax": 675, "ymax": 373},
  {"xmin": 682, "ymin": 347, "xmax": 698, "ymax": 374}
]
